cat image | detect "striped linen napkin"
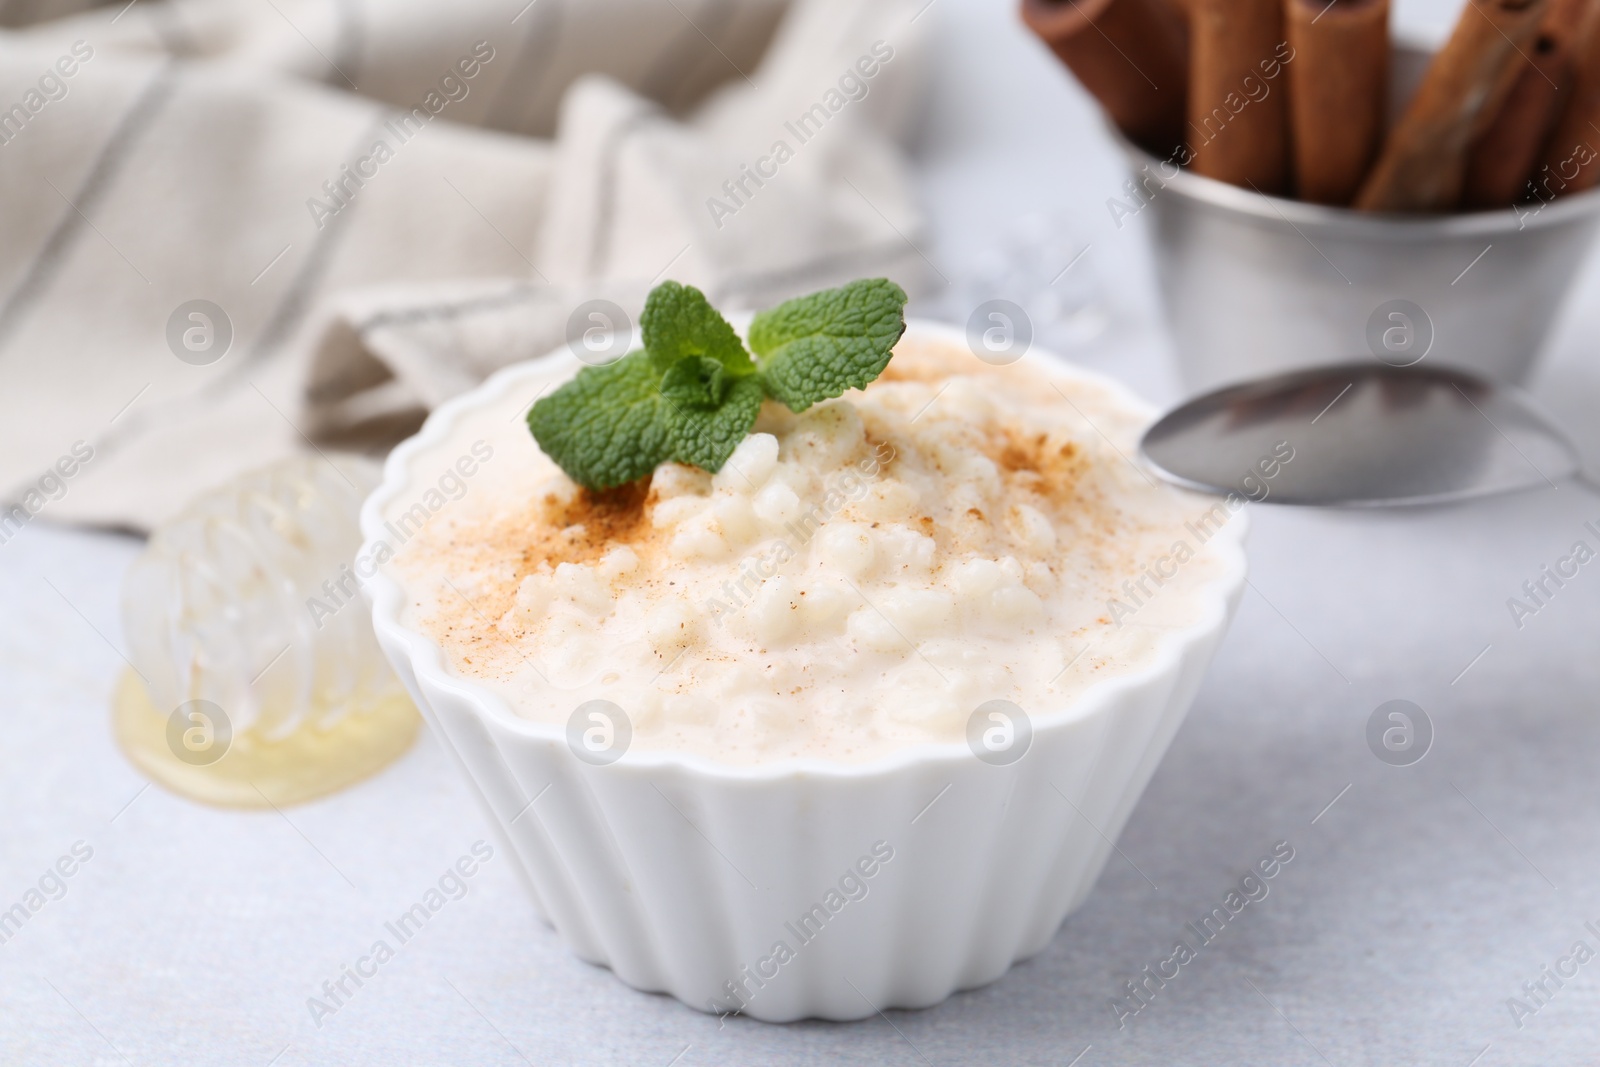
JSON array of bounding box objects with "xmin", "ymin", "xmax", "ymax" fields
[{"xmin": 0, "ymin": 0, "xmax": 931, "ymax": 531}]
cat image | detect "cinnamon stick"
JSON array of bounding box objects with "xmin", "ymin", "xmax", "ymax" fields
[
  {"xmin": 1462, "ymin": 0, "xmax": 1588, "ymax": 207},
  {"xmin": 1284, "ymin": 0, "xmax": 1389, "ymax": 205},
  {"xmin": 1532, "ymin": 0, "xmax": 1600, "ymax": 198},
  {"xmin": 1021, "ymin": 0, "xmax": 1190, "ymax": 157},
  {"xmin": 1355, "ymin": 0, "xmax": 1551, "ymax": 212},
  {"xmin": 1188, "ymin": 0, "xmax": 1293, "ymax": 192}
]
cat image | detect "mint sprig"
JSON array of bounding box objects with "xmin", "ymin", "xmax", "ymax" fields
[
  {"xmin": 666, "ymin": 375, "xmax": 766, "ymax": 472},
  {"xmin": 528, "ymin": 279, "xmax": 907, "ymax": 491},
  {"xmin": 641, "ymin": 280, "xmax": 755, "ymax": 376},
  {"xmin": 526, "ymin": 351, "xmax": 670, "ymax": 491},
  {"xmin": 749, "ymin": 278, "xmax": 909, "ymax": 412}
]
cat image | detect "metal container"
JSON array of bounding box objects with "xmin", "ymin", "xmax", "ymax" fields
[{"xmin": 1116, "ymin": 131, "xmax": 1600, "ymax": 392}]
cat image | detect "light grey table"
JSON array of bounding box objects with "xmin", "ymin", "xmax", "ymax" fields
[{"xmin": 6, "ymin": 1, "xmax": 1600, "ymax": 1064}]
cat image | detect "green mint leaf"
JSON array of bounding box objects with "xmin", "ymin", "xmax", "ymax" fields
[
  {"xmin": 663, "ymin": 375, "xmax": 764, "ymax": 473},
  {"xmin": 527, "ymin": 350, "xmax": 669, "ymax": 490},
  {"xmin": 527, "ymin": 278, "xmax": 911, "ymax": 491},
  {"xmin": 640, "ymin": 280, "xmax": 754, "ymax": 375},
  {"xmin": 749, "ymin": 278, "xmax": 908, "ymax": 412},
  {"xmin": 659, "ymin": 355, "xmax": 730, "ymax": 409}
]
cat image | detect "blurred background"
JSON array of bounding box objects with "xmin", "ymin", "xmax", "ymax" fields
[{"xmin": 6, "ymin": 0, "xmax": 1600, "ymax": 1063}]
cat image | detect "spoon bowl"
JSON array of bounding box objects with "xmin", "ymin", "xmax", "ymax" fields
[{"xmin": 1140, "ymin": 362, "xmax": 1581, "ymax": 507}]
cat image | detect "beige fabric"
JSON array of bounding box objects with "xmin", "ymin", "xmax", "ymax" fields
[{"xmin": 0, "ymin": 0, "xmax": 930, "ymax": 530}]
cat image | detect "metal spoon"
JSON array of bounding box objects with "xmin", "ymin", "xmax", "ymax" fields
[{"xmin": 1139, "ymin": 362, "xmax": 1584, "ymax": 507}]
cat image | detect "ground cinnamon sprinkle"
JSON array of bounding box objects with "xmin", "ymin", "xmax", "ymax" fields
[
  {"xmin": 996, "ymin": 428, "xmax": 1082, "ymax": 480},
  {"xmin": 524, "ymin": 475, "xmax": 657, "ymax": 569},
  {"xmin": 428, "ymin": 477, "xmax": 666, "ymax": 634},
  {"xmin": 863, "ymin": 430, "xmax": 899, "ymax": 474},
  {"xmin": 990, "ymin": 427, "xmax": 1089, "ymax": 513}
]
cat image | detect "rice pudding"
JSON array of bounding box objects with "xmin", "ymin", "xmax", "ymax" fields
[{"xmin": 383, "ymin": 331, "xmax": 1239, "ymax": 764}]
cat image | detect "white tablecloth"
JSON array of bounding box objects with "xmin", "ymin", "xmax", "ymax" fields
[{"xmin": 6, "ymin": 0, "xmax": 1600, "ymax": 1063}]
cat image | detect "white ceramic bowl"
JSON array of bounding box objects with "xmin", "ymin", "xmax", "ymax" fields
[{"xmin": 360, "ymin": 321, "xmax": 1248, "ymax": 1022}]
